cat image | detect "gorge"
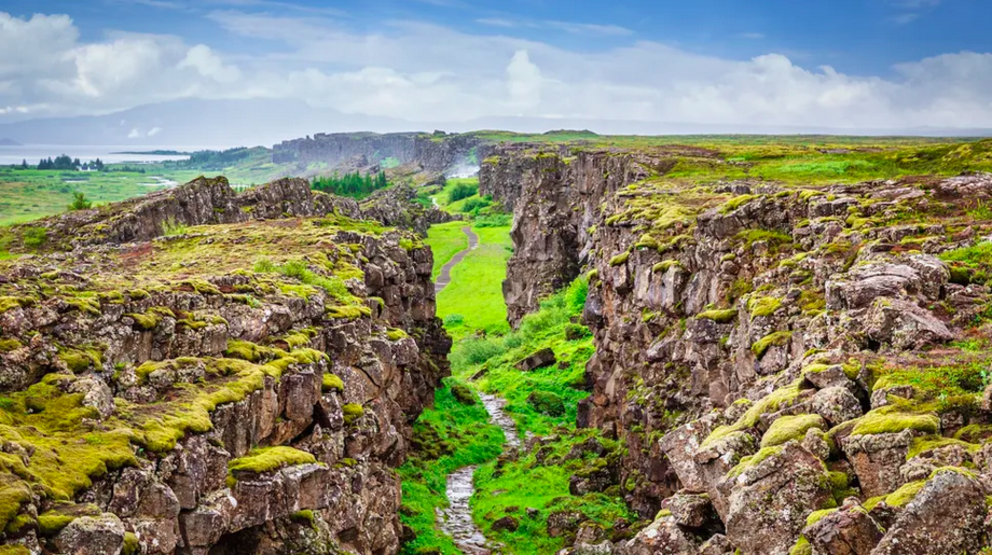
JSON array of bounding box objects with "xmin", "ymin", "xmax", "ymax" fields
[{"xmin": 2, "ymin": 133, "xmax": 992, "ymax": 555}]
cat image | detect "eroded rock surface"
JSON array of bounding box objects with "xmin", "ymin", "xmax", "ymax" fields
[{"xmin": 0, "ymin": 177, "xmax": 449, "ymax": 554}]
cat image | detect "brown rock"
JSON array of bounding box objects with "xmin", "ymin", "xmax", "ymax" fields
[{"xmin": 515, "ymin": 348, "xmax": 557, "ymax": 371}]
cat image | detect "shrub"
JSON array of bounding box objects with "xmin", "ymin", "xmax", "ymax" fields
[
  {"xmin": 448, "ymin": 182, "xmax": 478, "ymax": 202},
  {"xmin": 67, "ymin": 191, "xmax": 92, "ymax": 211},
  {"xmin": 474, "ymin": 213, "xmax": 512, "ymax": 228},
  {"xmin": 450, "ymin": 383, "xmax": 477, "ymax": 405},
  {"xmin": 527, "ymin": 391, "xmax": 565, "ymax": 416},
  {"xmin": 461, "ymin": 197, "xmax": 491, "ymax": 213}
]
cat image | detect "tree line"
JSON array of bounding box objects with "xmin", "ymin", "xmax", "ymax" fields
[
  {"xmin": 32, "ymin": 155, "xmax": 106, "ymax": 171},
  {"xmin": 311, "ymin": 171, "xmax": 389, "ymax": 199}
]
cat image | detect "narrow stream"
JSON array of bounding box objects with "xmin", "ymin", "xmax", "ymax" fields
[{"xmin": 437, "ymin": 393, "xmax": 519, "ymax": 554}]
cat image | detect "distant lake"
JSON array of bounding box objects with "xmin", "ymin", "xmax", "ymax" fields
[{"xmin": 0, "ymin": 145, "xmax": 210, "ymax": 165}]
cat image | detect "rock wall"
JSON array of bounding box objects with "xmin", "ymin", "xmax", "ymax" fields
[
  {"xmin": 0, "ymin": 178, "xmax": 450, "ymax": 554},
  {"xmin": 483, "ymin": 144, "xmax": 992, "ymax": 554},
  {"xmin": 271, "ymin": 132, "xmax": 482, "ymax": 174}
]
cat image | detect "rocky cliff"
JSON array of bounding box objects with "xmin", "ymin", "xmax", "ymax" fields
[
  {"xmin": 271, "ymin": 132, "xmax": 482, "ymax": 174},
  {"xmin": 0, "ymin": 178, "xmax": 450, "ymax": 554},
  {"xmin": 483, "ymin": 144, "xmax": 992, "ymax": 554}
]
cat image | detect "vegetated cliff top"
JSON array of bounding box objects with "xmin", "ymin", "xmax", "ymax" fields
[{"xmin": 0, "ymin": 175, "xmax": 446, "ymax": 554}]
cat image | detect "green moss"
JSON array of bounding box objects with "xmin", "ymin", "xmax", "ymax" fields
[
  {"xmin": 0, "ymin": 296, "xmax": 32, "ymax": 313},
  {"xmin": 125, "ymin": 311, "xmax": 160, "ymax": 331},
  {"xmin": 719, "ymin": 194, "xmax": 759, "ymax": 214},
  {"xmin": 228, "ymin": 446, "xmax": 317, "ymax": 476},
  {"xmin": 37, "ymin": 503, "xmax": 101, "ymax": 537},
  {"xmin": 64, "ymin": 297, "xmax": 101, "ymax": 316},
  {"xmin": 728, "ymin": 445, "xmax": 784, "ymax": 478},
  {"xmin": 342, "ymin": 403, "xmax": 365, "ymax": 424},
  {"xmin": 122, "ymin": 532, "xmax": 140, "ymax": 555},
  {"xmin": 864, "ymin": 480, "xmax": 926, "ymax": 510},
  {"xmin": 58, "ymin": 347, "xmax": 102, "ymax": 373},
  {"xmin": 805, "ymin": 508, "xmax": 838, "ymax": 527},
  {"xmin": 788, "ymin": 536, "xmax": 812, "ymax": 555},
  {"xmin": 387, "ymin": 328, "xmax": 409, "ymax": 341},
  {"xmin": 850, "ymin": 409, "xmax": 940, "ymax": 436},
  {"xmin": 906, "ymin": 436, "xmax": 980, "ymax": 460},
  {"xmin": 696, "ymin": 308, "xmax": 738, "ymax": 323},
  {"xmin": 326, "ymin": 305, "xmax": 372, "ymax": 320},
  {"xmin": 761, "ymin": 414, "xmax": 827, "ymax": 448},
  {"xmin": 0, "ymin": 339, "xmax": 23, "ymax": 352},
  {"xmin": 224, "ymin": 340, "xmax": 278, "ymax": 363},
  {"xmin": 609, "ymin": 251, "xmax": 630, "ymax": 266},
  {"xmin": 0, "ymin": 546, "xmax": 30, "ymax": 555},
  {"xmin": 748, "ymin": 296, "xmax": 783, "ymax": 317},
  {"xmin": 180, "ymin": 279, "xmax": 221, "ymax": 295},
  {"xmin": 322, "ymin": 373, "xmax": 344, "ymax": 393},
  {"xmin": 703, "ymin": 380, "xmax": 804, "ymax": 449},
  {"xmin": 652, "ymin": 260, "xmax": 681, "ymax": 273},
  {"xmin": 291, "ymin": 510, "xmax": 317, "ymax": 529},
  {"xmin": 751, "ymin": 331, "xmax": 793, "ymax": 358}
]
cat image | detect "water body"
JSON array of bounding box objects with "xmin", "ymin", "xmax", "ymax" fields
[{"xmin": 0, "ymin": 145, "xmax": 205, "ymax": 165}]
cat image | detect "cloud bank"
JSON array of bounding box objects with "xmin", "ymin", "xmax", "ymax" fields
[{"xmin": 1, "ymin": 10, "xmax": 992, "ymax": 130}]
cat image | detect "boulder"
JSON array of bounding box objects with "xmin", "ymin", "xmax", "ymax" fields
[
  {"xmin": 864, "ymin": 298, "xmax": 952, "ymax": 350},
  {"xmin": 811, "ymin": 386, "xmax": 863, "ymax": 427},
  {"xmin": 842, "ymin": 431, "xmax": 912, "ymax": 498},
  {"xmin": 516, "ymin": 348, "xmax": 557, "ymax": 371},
  {"xmin": 616, "ymin": 515, "xmax": 700, "ymax": 555},
  {"xmin": 804, "ymin": 501, "xmax": 884, "ymax": 555},
  {"xmin": 661, "ymin": 492, "xmax": 718, "ymax": 529},
  {"xmin": 871, "ymin": 469, "xmax": 990, "ymax": 554},
  {"xmin": 53, "ymin": 514, "xmax": 126, "ymax": 555},
  {"xmin": 721, "ymin": 443, "xmax": 833, "ymax": 555},
  {"xmin": 492, "ymin": 515, "xmax": 519, "ymax": 532}
]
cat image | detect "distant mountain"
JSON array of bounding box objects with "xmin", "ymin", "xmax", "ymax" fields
[
  {"xmin": 2, "ymin": 99, "xmax": 991, "ymax": 149},
  {"xmin": 0, "ymin": 99, "xmax": 414, "ymax": 148},
  {"xmin": 0, "ymin": 138, "xmax": 21, "ymax": 146}
]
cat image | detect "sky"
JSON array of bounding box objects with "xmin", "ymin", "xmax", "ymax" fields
[{"xmin": 2, "ymin": 0, "xmax": 992, "ymax": 131}]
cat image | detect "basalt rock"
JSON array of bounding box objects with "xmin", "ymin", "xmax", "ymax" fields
[
  {"xmin": 483, "ymin": 142, "xmax": 992, "ymax": 554},
  {"xmin": 0, "ymin": 177, "xmax": 449, "ymax": 555}
]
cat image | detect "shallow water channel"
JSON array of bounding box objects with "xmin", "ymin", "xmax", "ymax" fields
[{"xmin": 437, "ymin": 393, "xmax": 520, "ymax": 554}]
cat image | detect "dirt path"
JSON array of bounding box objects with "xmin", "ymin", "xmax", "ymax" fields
[
  {"xmin": 436, "ymin": 393, "xmax": 519, "ymax": 554},
  {"xmin": 435, "ymin": 226, "xmax": 478, "ymax": 294}
]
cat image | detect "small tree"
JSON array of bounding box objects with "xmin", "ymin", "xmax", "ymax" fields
[{"xmin": 68, "ymin": 191, "xmax": 92, "ymax": 211}]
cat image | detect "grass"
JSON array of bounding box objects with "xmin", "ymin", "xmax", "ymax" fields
[
  {"xmin": 436, "ymin": 224, "xmax": 513, "ymax": 340},
  {"xmin": 425, "ymin": 221, "xmax": 469, "ymax": 280}
]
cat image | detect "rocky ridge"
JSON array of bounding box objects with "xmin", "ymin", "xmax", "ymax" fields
[
  {"xmin": 271, "ymin": 132, "xmax": 482, "ymax": 175},
  {"xmin": 483, "ymin": 144, "xmax": 992, "ymax": 554},
  {"xmin": 0, "ymin": 178, "xmax": 450, "ymax": 554}
]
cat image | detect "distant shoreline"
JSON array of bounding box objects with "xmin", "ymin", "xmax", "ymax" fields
[{"xmin": 110, "ymin": 150, "xmax": 192, "ymax": 155}]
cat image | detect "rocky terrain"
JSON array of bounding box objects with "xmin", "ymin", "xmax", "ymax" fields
[
  {"xmin": 482, "ymin": 144, "xmax": 992, "ymax": 554},
  {"xmin": 0, "ymin": 177, "xmax": 450, "ymax": 554},
  {"xmin": 271, "ymin": 132, "xmax": 483, "ymax": 175}
]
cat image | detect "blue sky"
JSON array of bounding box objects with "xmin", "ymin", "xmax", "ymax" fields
[
  {"xmin": 1, "ymin": 0, "xmax": 991, "ymax": 129},
  {"xmin": 5, "ymin": 0, "xmax": 981, "ymax": 74}
]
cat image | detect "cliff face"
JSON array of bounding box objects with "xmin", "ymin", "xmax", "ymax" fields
[
  {"xmin": 0, "ymin": 179, "xmax": 450, "ymax": 555},
  {"xmin": 271, "ymin": 132, "xmax": 482, "ymax": 174},
  {"xmin": 483, "ymin": 145, "xmax": 992, "ymax": 554}
]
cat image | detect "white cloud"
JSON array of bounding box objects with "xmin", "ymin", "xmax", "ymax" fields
[
  {"xmin": 147, "ymin": 126, "xmax": 162, "ymax": 136},
  {"xmin": 3, "ymin": 10, "xmax": 992, "ymax": 131},
  {"xmin": 179, "ymin": 44, "xmax": 242, "ymax": 83}
]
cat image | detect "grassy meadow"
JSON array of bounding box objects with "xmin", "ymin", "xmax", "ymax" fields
[
  {"xmin": 425, "ymin": 221, "xmax": 469, "ymax": 280},
  {"xmin": 436, "ymin": 224, "xmax": 513, "ymax": 341}
]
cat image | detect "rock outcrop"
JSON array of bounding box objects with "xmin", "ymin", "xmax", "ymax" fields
[
  {"xmin": 483, "ymin": 143, "xmax": 992, "ymax": 554},
  {"xmin": 0, "ymin": 177, "xmax": 450, "ymax": 554}
]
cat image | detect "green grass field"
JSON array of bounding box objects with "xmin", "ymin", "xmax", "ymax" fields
[
  {"xmin": 425, "ymin": 221, "xmax": 469, "ymax": 280},
  {"xmin": 436, "ymin": 224, "xmax": 513, "ymax": 340}
]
